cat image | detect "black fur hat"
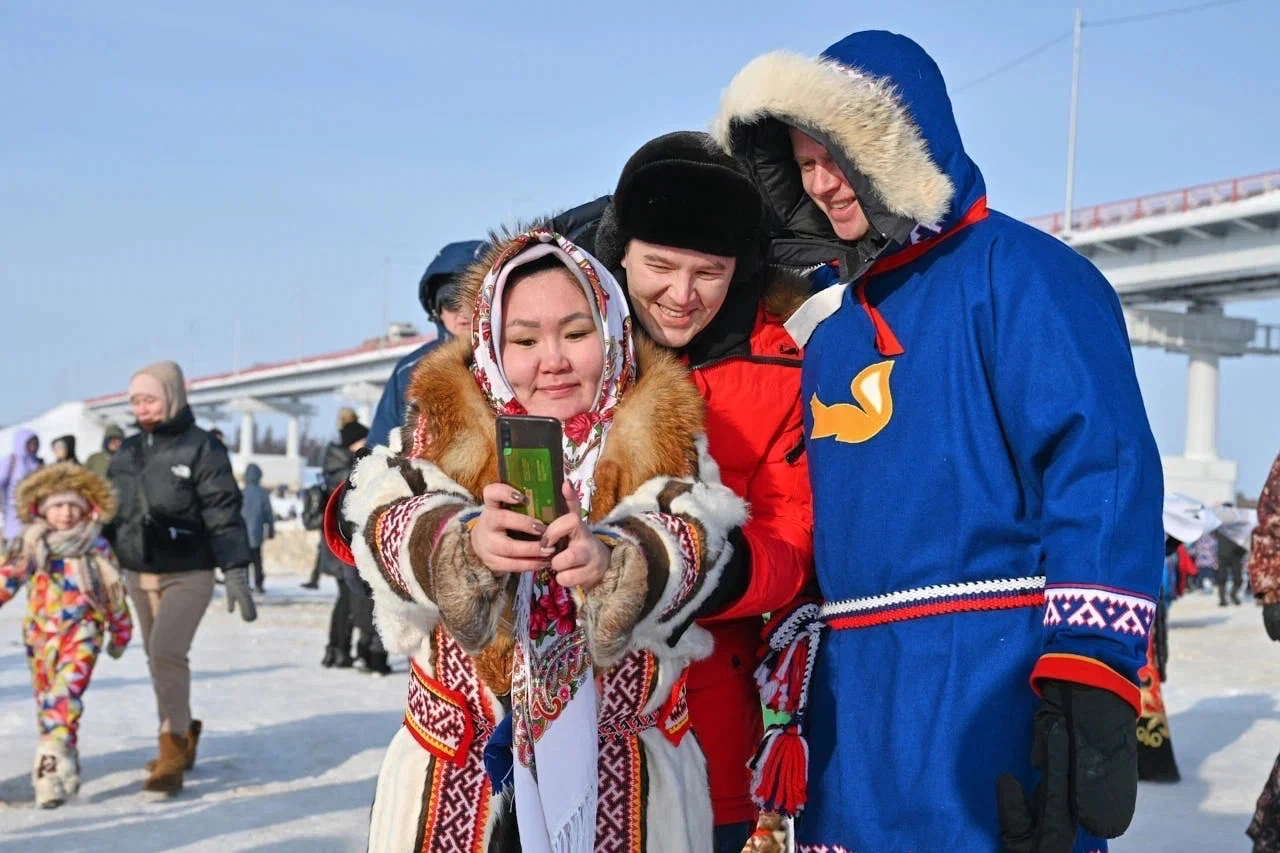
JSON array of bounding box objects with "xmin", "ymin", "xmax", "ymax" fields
[{"xmin": 593, "ymin": 131, "xmax": 764, "ymax": 269}]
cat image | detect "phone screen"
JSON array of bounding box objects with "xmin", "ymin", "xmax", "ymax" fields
[{"xmin": 503, "ymin": 446, "xmax": 560, "ymax": 525}]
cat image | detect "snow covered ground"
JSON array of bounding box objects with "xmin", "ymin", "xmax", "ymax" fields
[
  {"xmin": 0, "ymin": 565, "xmax": 402, "ymax": 852},
  {"xmin": 1114, "ymin": 589, "xmax": 1280, "ymax": 852},
  {"xmin": 0, "ymin": 567, "xmax": 1276, "ymax": 851}
]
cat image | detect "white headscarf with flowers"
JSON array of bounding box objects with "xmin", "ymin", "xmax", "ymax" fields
[{"xmin": 470, "ymin": 230, "xmax": 637, "ymax": 853}]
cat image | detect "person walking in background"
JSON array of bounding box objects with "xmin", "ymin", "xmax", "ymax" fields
[
  {"xmin": 0, "ymin": 462, "xmax": 132, "ymax": 808},
  {"xmin": 367, "ymin": 239, "xmax": 487, "ymax": 449},
  {"xmin": 238, "ymin": 463, "xmax": 274, "ymax": 594},
  {"xmin": 50, "ymin": 435, "xmax": 80, "ymax": 466},
  {"xmin": 85, "ymin": 425, "xmax": 125, "ymax": 479},
  {"xmin": 1214, "ymin": 522, "xmax": 1248, "ymax": 606},
  {"xmin": 321, "ymin": 420, "xmax": 376, "ymax": 670},
  {"xmin": 1247, "ymin": 452, "xmax": 1280, "ymax": 851},
  {"xmin": 106, "ymin": 359, "xmax": 256, "ymax": 796},
  {"xmin": 2, "ymin": 429, "xmax": 44, "ymax": 548}
]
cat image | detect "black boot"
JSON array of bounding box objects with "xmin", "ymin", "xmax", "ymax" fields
[
  {"xmin": 300, "ymin": 579, "xmax": 320, "ymax": 590},
  {"xmin": 1231, "ymin": 592, "xmax": 1242, "ymax": 605},
  {"xmin": 364, "ymin": 650, "xmax": 393, "ymax": 676},
  {"xmin": 321, "ymin": 647, "xmax": 338, "ymax": 668}
]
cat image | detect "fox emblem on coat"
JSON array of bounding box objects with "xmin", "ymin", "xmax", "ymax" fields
[{"xmin": 809, "ymin": 360, "xmax": 895, "ymax": 444}]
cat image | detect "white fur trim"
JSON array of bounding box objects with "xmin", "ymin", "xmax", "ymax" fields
[
  {"xmin": 342, "ymin": 447, "xmax": 478, "ymax": 658},
  {"xmin": 596, "ymin": 435, "xmax": 748, "ymax": 669},
  {"xmin": 712, "ymin": 50, "xmax": 953, "ymax": 225}
]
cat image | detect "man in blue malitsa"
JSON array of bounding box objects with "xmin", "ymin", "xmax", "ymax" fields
[{"xmin": 715, "ymin": 29, "xmax": 1164, "ymax": 853}]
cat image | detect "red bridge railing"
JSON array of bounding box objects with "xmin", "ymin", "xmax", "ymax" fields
[{"xmin": 1027, "ymin": 169, "xmax": 1280, "ymax": 235}]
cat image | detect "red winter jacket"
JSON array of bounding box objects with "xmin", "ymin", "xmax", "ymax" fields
[{"xmin": 686, "ymin": 299, "xmax": 815, "ymax": 826}]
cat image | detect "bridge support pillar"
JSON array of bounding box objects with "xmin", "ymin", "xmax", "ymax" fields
[
  {"xmin": 239, "ymin": 412, "xmax": 255, "ymax": 456},
  {"xmin": 285, "ymin": 415, "xmax": 300, "ymax": 460},
  {"xmin": 1156, "ymin": 302, "xmax": 1239, "ymax": 504}
]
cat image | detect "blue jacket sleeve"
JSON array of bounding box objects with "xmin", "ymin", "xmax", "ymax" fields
[
  {"xmin": 984, "ymin": 228, "xmax": 1164, "ymax": 713},
  {"xmin": 367, "ymin": 369, "xmax": 406, "ymax": 450}
]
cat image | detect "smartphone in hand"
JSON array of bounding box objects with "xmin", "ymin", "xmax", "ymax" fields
[{"xmin": 496, "ymin": 415, "xmax": 567, "ymax": 539}]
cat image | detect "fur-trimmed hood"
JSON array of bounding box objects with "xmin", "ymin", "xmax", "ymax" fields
[
  {"xmin": 713, "ymin": 30, "xmax": 984, "ymax": 274},
  {"xmin": 399, "ymin": 334, "xmax": 704, "ymax": 522},
  {"xmin": 16, "ymin": 461, "xmax": 118, "ymax": 524}
]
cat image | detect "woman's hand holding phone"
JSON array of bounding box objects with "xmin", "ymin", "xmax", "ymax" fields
[
  {"xmin": 471, "ymin": 482, "xmax": 607, "ymax": 590},
  {"xmin": 470, "ymin": 483, "xmax": 554, "ymax": 574},
  {"xmin": 543, "ymin": 482, "xmax": 609, "ymax": 590}
]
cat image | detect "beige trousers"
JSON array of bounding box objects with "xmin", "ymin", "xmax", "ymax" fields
[{"xmin": 124, "ymin": 569, "xmax": 215, "ymax": 734}]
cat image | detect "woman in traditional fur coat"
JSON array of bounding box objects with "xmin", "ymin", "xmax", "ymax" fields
[
  {"xmin": 337, "ymin": 228, "xmax": 744, "ymax": 851},
  {"xmin": 0, "ymin": 462, "xmax": 132, "ymax": 808}
]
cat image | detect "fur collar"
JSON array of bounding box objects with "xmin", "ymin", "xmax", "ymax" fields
[
  {"xmin": 400, "ymin": 335, "xmax": 704, "ymax": 522},
  {"xmin": 712, "ymin": 50, "xmax": 952, "ymax": 227}
]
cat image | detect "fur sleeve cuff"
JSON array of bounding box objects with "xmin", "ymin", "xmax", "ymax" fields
[
  {"xmin": 426, "ymin": 513, "xmax": 510, "ymax": 654},
  {"xmin": 341, "ymin": 446, "xmax": 477, "ymax": 656},
  {"xmin": 584, "ymin": 435, "xmax": 748, "ymax": 668}
]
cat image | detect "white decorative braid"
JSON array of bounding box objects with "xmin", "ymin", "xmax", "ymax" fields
[{"xmin": 820, "ymin": 576, "xmax": 1046, "ymax": 630}]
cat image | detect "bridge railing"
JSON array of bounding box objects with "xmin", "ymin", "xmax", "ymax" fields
[{"xmin": 1028, "ymin": 169, "xmax": 1280, "ymax": 235}]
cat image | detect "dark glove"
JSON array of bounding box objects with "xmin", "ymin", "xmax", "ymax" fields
[
  {"xmin": 224, "ymin": 566, "xmax": 258, "ymax": 622},
  {"xmin": 997, "ymin": 679, "xmax": 1137, "ymax": 853},
  {"xmin": 1264, "ymin": 602, "xmax": 1280, "ymax": 642}
]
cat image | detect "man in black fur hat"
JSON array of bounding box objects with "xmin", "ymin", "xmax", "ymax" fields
[{"xmin": 593, "ymin": 131, "xmax": 815, "ymax": 852}]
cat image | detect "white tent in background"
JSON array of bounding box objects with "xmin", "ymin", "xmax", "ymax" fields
[
  {"xmin": 1163, "ymin": 493, "xmax": 1223, "ymax": 544},
  {"xmin": 0, "ymin": 401, "xmax": 128, "ymax": 464}
]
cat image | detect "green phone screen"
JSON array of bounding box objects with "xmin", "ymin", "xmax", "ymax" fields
[{"xmin": 503, "ymin": 447, "xmax": 559, "ymax": 524}]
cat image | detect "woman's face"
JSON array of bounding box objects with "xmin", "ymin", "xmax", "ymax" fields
[
  {"xmin": 130, "ymin": 393, "xmax": 166, "ymax": 430},
  {"xmin": 500, "ymin": 267, "xmax": 605, "ymax": 422},
  {"xmin": 45, "ymin": 500, "xmax": 86, "ymax": 532}
]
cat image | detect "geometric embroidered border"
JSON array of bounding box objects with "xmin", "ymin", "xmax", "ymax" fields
[
  {"xmin": 375, "ymin": 493, "xmax": 436, "ymax": 600},
  {"xmin": 798, "ymin": 846, "xmax": 853, "ymax": 853},
  {"xmin": 641, "ymin": 511, "xmax": 703, "ymax": 619},
  {"xmin": 1043, "ymin": 584, "xmax": 1156, "ymax": 637},
  {"xmin": 820, "ymin": 575, "xmax": 1046, "ymax": 631}
]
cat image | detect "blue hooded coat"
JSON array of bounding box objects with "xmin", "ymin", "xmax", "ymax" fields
[{"xmin": 716, "ymin": 31, "xmax": 1164, "ymax": 851}]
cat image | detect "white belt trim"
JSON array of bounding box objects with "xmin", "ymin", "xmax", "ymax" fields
[{"xmin": 819, "ymin": 575, "xmax": 1047, "ymax": 618}]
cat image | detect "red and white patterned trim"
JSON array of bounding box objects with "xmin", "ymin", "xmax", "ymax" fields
[
  {"xmin": 1043, "ymin": 584, "xmax": 1156, "ymax": 637},
  {"xmin": 798, "ymin": 845, "xmax": 854, "ymax": 853},
  {"xmin": 373, "ymin": 493, "xmax": 437, "ymax": 600},
  {"xmin": 820, "ymin": 576, "xmax": 1046, "ymax": 631}
]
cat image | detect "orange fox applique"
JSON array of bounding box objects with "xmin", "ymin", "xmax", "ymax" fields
[{"xmin": 809, "ymin": 360, "xmax": 895, "ymax": 444}]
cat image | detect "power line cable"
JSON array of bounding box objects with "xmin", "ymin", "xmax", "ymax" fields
[
  {"xmin": 954, "ymin": 0, "xmax": 1250, "ymax": 93},
  {"xmin": 954, "ymin": 31, "xmax": 1071, "ymax": 94},
  {"xmin": 1091, "ymin": 0, "xmax": 1247, "ymax": 29}
]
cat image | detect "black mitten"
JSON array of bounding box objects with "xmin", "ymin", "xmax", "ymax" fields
[
  {"xmin": 224, "ymin": 566, "xmax": 258, "ymax": 623},
  {"xmin": 1263, "ymin": 602, "xmax": 1280, "ymax": 642},
  {"xmin": 997, "ymin": 678, "xmax": 1138, "ymax": 852}
]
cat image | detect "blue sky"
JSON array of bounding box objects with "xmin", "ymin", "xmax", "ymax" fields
[{"xmin": 3, "ymin": 1, "xmax": 1278, "ymax": 492}]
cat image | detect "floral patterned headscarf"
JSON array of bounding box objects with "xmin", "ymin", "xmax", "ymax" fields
[
  {"xmin": 469, "ymin": 229, "xmax": 636, "ymax": 515},
  {"xmin": 469, "ymin": 229, "xmax": 637, "ymax": 852}
]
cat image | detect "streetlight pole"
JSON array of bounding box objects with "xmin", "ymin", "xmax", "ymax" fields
[{"xmin": 1063, "ymin": 8, "xmax": 1084, "ymax": 238}]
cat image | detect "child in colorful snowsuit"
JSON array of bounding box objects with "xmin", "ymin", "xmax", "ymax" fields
[{"xmin": 0, "ymin": 462, "xmax": 132, "ymax": 808}]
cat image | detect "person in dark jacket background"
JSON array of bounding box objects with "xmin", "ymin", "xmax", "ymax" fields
[
  {"xmin": 366, "ymin": 240, "xmax": 488, "ymax": 449},
  {"xmin": 239, "ymin": 463, "xmax": 274, "ymax": 594},
  {"xmin": 323, "ymin": 420, "xmax": 388, "ymax": 672},
  {"xmin": 51, "ymin": 435, "xmax": 79, "ymax": 465},
  {"xmin": 106, "ymin": 359, "xmax": 255, "ymax": 796},
  {"xmin": 85, "ymin": 425, "xmax": 125, "ymax": 478}
]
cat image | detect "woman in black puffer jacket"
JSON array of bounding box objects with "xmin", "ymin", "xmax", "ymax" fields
[{"xmin": 106, "ymin": 359, "xmax": 254, "ymax": 796}]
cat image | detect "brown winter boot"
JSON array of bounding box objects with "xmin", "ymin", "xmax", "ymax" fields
[
  {"xmin": 146, "ymin": 720, "xmax": 201, "ymax": 772},
  {"xmin": 143, "ymin": 732, "xmax": 187, "ymax": 794}
]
